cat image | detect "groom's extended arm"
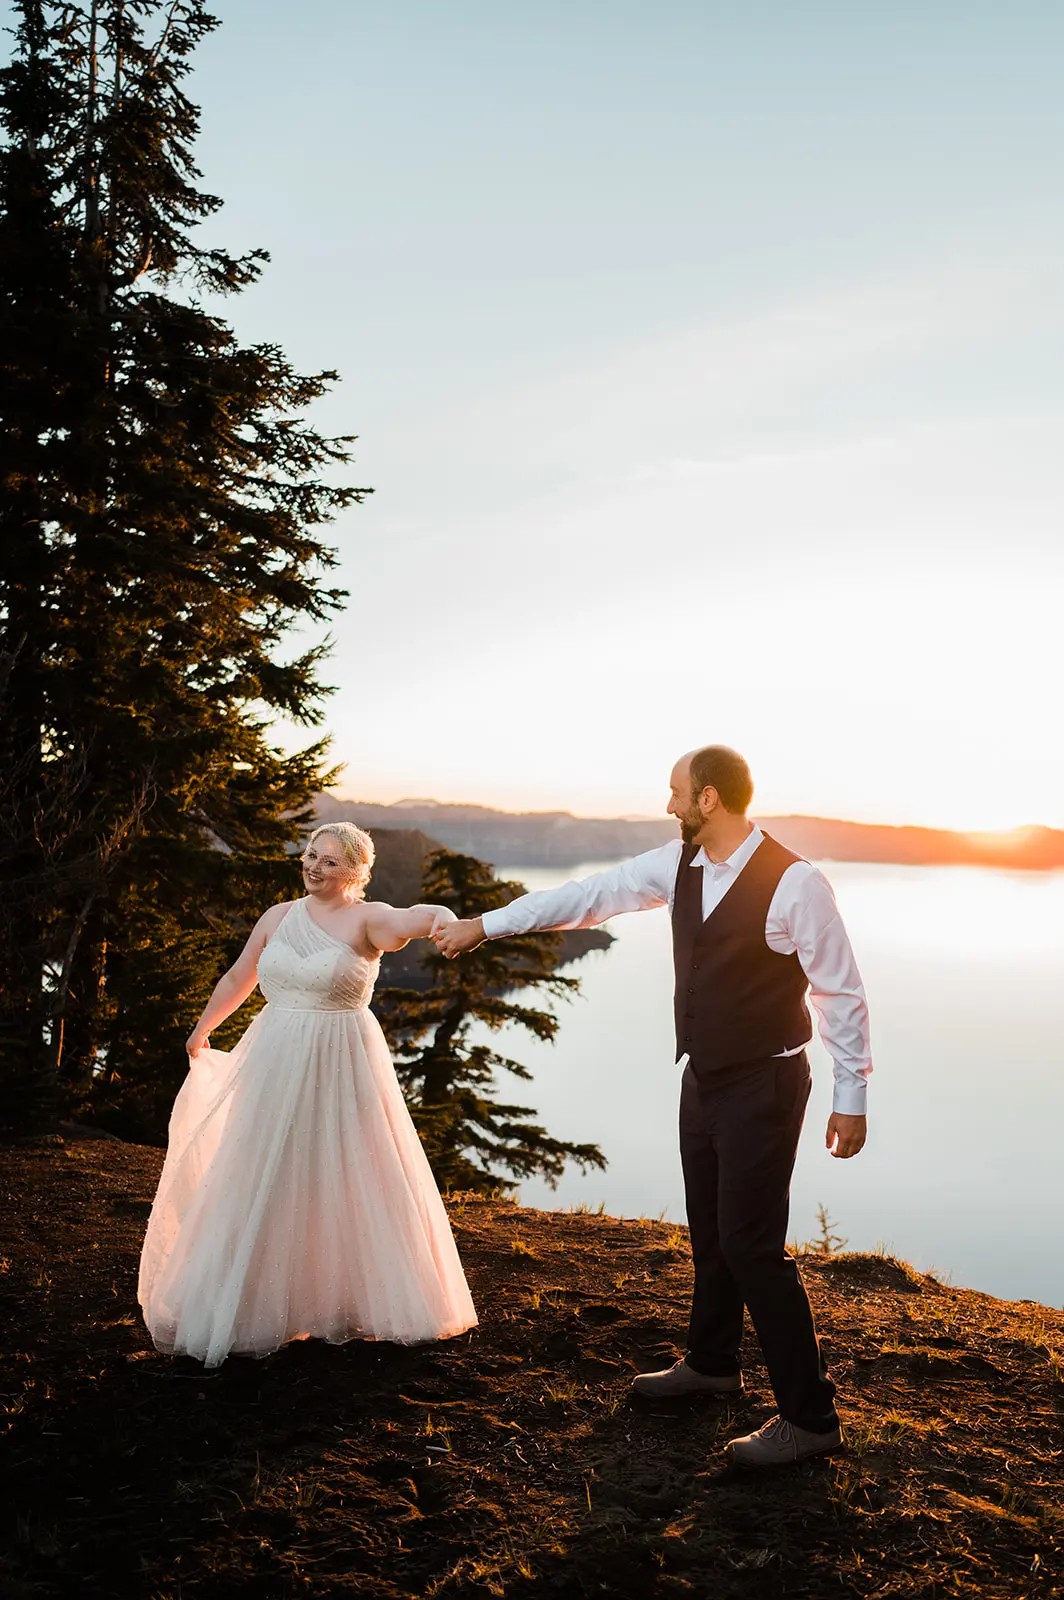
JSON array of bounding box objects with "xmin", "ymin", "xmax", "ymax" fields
[{"xmin": 432, "ymin": 842, "xmax": 681, "ymax": 957}]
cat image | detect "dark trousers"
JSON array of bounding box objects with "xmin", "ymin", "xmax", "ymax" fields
[{"xmin": 678, "ymin": 1052, "xmax": 838, "ymax": 1433}]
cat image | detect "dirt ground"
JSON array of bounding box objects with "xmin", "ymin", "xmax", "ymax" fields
[{"xmin": 1, "ymin": 1136, "xmax": 1061, "ymax": 1599}]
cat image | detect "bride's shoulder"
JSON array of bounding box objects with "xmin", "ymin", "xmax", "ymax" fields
[
  {"xmin": 341, "ymin": 899, "xmax": 390, "ymax": 930},
  {"xmin": 341, "ymin": 900, "xmax": 388, "ymax": 958},
  {"xmin": 258, "ymin": 898, "xmax": 300, "ymax": 930},
  {"xmin": 355, "ymin": 900, "xmax": 393, "ymax": 933}
]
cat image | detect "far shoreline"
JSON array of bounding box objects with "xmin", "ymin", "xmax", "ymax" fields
[{"xmin": 315, "ymin": 796, "xmax": 1064, "ymax": 873}]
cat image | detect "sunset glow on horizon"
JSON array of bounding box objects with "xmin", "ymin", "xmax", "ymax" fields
[
  {"xmin": 321, "ymin": 534, "xmax": 1062, "ymax": 835},
  {"xmin": 328, "ymin": 791, "xmax": 1064, "ymax": 840}
]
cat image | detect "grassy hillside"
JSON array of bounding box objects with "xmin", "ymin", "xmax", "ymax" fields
[{"xmin": 2, "ymin": 1137, "xmax": 1061, "ymax": 1599}]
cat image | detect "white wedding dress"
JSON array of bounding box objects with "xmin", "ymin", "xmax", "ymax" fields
[{"xmin": 138, "ymin": 898, "xmax": 477, "ymax": 1367}]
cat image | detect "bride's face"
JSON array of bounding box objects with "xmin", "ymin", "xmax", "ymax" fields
[{"xmin": 301, "ymin": 835, "xmax": 351, "ymax": 898}]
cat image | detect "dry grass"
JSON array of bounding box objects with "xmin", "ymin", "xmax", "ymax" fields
[{"xmin": 1, "ymin": 1138, "xmax": 1062, "ymax": 1600}]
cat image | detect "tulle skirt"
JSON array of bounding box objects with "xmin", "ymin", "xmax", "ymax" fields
[{"xmin": 138, "ymin": 1002, "xmax": 477, "ymax": 1368}]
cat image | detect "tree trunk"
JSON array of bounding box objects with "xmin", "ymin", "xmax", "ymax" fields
[
  {"xmin": 57, "ymin": 904, "xmax": 110, "ymax": 1098},
  {"xmin": 0, "ymin": 473, "xmax": 53, "ymax": 1132},
  {"xmin": 419, "ymin": 995, "xmax": 470, "ymax": 1103}
]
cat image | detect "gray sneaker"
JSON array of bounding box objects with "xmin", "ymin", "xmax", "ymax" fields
[
  {"xmin": 727, "ymin": 1414, "xmax": 843, "ymax": 1467},
  {"xmin": 631, "ymin": 1358, "xmax": 743, "ymax": 1400}
]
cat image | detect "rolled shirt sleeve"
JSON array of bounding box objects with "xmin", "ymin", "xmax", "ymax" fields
[
  {"xmin": 481, "ymin": 842, "xmax": 680, "ymax": 938},
  {"xmin": 767, "ymin": 863, "xmax": 873, "ymax": 1115}
]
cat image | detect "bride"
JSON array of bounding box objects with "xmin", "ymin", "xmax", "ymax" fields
[{"xmin": 138, "ymin": 822, "xmax": 477, "ymax": 1368}]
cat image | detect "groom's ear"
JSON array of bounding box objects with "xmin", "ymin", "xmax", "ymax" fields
[{"xmin": 698, "ymin": 784, "xmax": 719, "ymax": 815}]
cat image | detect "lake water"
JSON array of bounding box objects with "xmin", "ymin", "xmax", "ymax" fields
[{"xmin": 475, "ymin": 861, "xmax": 1064, "ymax": 1308}]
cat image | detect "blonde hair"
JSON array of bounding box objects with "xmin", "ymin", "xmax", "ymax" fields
[{"xmin": 304, "ymin": 822, "xmax": 375, "ymax": 900}]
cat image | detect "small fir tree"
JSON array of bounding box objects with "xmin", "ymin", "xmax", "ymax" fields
[
  {"xmin": 376, "ymin": 850, "xmax": 607, "ymax": 1195},
  {"xmin": 812, "ymin": 1203, "xmax": 848, "ymax": 1257}
]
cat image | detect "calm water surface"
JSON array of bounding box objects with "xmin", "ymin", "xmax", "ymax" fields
[{"xmin": 476, "ymin": 861, "xmax": 1064, "ymax": 1308}]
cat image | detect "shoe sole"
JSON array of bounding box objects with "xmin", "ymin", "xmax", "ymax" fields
[{"xmin": 727, "ymin": 1437, "xmax": 845, "ymax": 1468}]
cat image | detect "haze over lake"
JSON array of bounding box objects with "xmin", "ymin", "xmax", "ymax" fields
[{"xmin": 477, "ymin": 860, "xmax": 1064, "ymax": 1309}]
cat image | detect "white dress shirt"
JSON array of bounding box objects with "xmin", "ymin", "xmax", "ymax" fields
[{"xmin": 481, "ymin": 826, "xmax": 872, "ymax": 1115}]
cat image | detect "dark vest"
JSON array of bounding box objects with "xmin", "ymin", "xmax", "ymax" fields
[{"xmin": 671, "ymin": 832, "xmax": 812, "ymax": 1075}]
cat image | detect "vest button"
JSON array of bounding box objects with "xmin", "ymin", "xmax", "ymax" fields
[
  {"xmin": 691, "ymin": 963, "xmax": 700, "ymax": 972},
  {"xmin": 687, "ymin": 987, "xmax": 695, "ymax": 995}
]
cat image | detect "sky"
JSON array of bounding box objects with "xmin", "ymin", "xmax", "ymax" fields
[{"xmin": 141, "ymin": 5, "xmax": 1064, "ymax": 826}]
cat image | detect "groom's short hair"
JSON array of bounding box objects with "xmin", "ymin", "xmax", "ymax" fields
[{"xmin": 689, "ymin": 746, "xmax": 753, "ymax": 814}]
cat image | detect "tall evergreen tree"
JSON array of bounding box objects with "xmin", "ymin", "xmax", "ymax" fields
[
  {"xmin": 376, "ymin": 851, "xmax": 607, "ymax": 1195},
  {"xmin": 0, "ymin": 1, "xmax": 367, "ymax": 1131}
]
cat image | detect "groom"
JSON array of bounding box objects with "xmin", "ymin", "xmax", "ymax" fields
[{"xmin": 433, "ymin": 745, "xmax": 872, "ymax": 1467}]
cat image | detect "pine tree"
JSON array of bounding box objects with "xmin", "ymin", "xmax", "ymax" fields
[
  {"xmin": 83, "ymin": 738, "xmax": 329, "ymax": 1141},
  {"xmin": 375, "ymin": 851, "xmax": 607, "ymax": 1195},
  {"xmin": 0, "ymin": 2, "xmax": 367, "ymax": 1131}
]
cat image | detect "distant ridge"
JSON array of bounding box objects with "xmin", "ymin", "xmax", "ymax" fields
[{"xmin": 314, "ymin": 798, "xmax": 1064, "ymax": 872}]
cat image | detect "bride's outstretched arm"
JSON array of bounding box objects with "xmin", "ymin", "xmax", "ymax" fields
[
  {"xmin": 363, "ymin": 903, "xmax": 456, "ymax": 954},
  {"xmin": 185, "ymin": 903, "xmax": 289, "ymax": 1056}
]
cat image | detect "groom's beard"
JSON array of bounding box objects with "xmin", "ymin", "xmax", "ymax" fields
[{"xmin": 679, "ymin": 811, "xmax": 702, "ymax": 844}]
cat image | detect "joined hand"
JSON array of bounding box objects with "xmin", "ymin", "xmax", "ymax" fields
[{"xmin": 433, "ymin": 917, "xmax": 485, "ymax": 958}]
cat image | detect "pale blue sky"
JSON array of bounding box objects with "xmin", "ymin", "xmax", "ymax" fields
[{"xmin": 21, "ymin": 2, "xmax": 1064, "ymax": 826}]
